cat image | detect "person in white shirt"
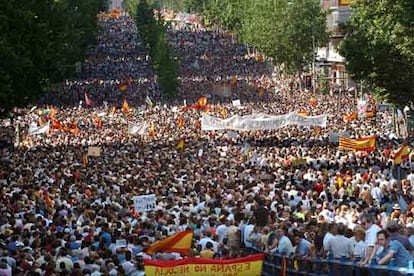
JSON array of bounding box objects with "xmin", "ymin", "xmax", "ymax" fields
[
  {"xmin": 327, "ymin": 223, "xmax": 353, "ymax": 259},
  {"xmin": 323, "ymin": 223, "xmax": 337, "ymax": 254},
  {"xmin": 359, "ymin": 214, "xmax": 382, "ymax": 266},
  {"xmin": 198, "ymin": 232, "xmax": 218, "ymax": 252},
  {"xmin": 215, "ymin": 218, "xmax": 230, "ymax": 243},
  {"xmin": 352, "ymin": 228, "xmax": 366, "ymax": 259},
  {"xmin": 272, "ymin": 228, "xmax": 294, "ymax": 255}
]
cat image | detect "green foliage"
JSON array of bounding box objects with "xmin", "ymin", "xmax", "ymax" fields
[
  {"xmin": 0, "ymin": 0, "xmax": 107, "ymax": 115},
  {"xmin": 339, "ymin": 0, "xmax": 414, "ymax": 106},
  {"xmin": 240, "ymin": 0, "xmax": 328, "ymax": 72},
  {"xmin": 197, "ymin": 0, "xmax": 328, "ymax": 73},
  {"xmin": 135, "ymin": 1, "xmax": 178, "ymax": 98}
]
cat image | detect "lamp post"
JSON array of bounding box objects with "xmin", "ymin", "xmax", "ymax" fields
[{"xmin": 312, "ymin": 33, "xmax": 316, "ymax": 93}]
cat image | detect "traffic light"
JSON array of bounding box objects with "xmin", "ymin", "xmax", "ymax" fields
[{"xmin": 305, "ymin": 76, "xmax": 312, "ymax": 88}]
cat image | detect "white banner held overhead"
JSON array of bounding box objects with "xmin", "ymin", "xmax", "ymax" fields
[
  {"xmin": 28, "ymin": 122, "xmax": 50, "ymax": 136},
  {"xmin": 128, "ymin": 122, "xmax": 148, "ymax": 135},
  {"xmin": 133, "ymin": 194, "xmax": 156, "ymax": 213},
  {"xmin": 201, "ymin": 111, "xmax": 327, "ymax": 131}
]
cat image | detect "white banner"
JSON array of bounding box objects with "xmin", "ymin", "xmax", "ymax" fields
[
  {"xmin": 28, "ymin": 122, "xmax": 50, "ymax": 136},
  {"xmin": 128, "ymin": 122, "xmax": 148, "ymax": 135},
  {"xmin": 201, "ymin": 111, "xmax": 327, "ymax": 131},
  {"xmin": 357, "ymin": 100, "xmax": 367, "ymax": 118},
  {"xmin": 133, "ymin": 194, "xmax": 156, "ymax": 213}
]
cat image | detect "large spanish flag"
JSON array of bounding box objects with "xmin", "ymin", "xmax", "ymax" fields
[
  {"xmin": 146, "ymin": 230, "xmax": 193, "ymax": 255},
  {"xmin": 393, "ymin": 144, "xmax": 410, "ymax": 165},
  {"xmin": 339, "ymin": 135, "xmax": 376, "ymax": 151},
  {"xmin": 144, "ymin": 253, "xmax": 264, "ymax": 276}
]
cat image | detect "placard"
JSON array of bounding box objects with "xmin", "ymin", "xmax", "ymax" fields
[
  {"xmin": 133, "ymin": 194, "xmax": 156, "ymax": 213},
  {"xmin": 88, "ymin": 146, "xmax": 101, "ymax": 156}
]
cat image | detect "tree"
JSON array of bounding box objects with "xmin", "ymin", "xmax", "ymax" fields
[
  {"xmin": 339, "ymin": 0, "xmax": 414, "ymax": 106},
  {"xmin": 0, "ymin": 0, "xmax": 106, "ymax": 116},
  {"xmin": 135, "ymin": 0, "xmax": 178, "ymax": 98},
  {"xmin": 200, "ymin": 0, "xmax": 328, "ymax": 73}
]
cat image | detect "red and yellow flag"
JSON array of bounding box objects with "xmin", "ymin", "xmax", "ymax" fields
[
  {"xmin": 231, "ymin": 76, "xmax": 238, "ymax": 86},
  {"xmin": 122, "ymin": 99, "xmax": 130, "ymax": 113},
  {"xmin": 309, "ymin": 97, "xmax": 317, "ymax": 107},
  {"xmin": 366, "ymin": 110, "xmax": 375, "ymax": 118},
  {"xmin": 94, "ymin": 116, "xmax": 102, "ymax": 129},
  {"xmin": 52, "ymin": 120, "xmax": 63, "ymax": 130},
  {"xmin": 197, "ymin": 96, "xmax": 207, "ymax": 108},
  {"xmin": 48, "ymin": 107, "xmax": 57, "ymax": 119},
  {"xmin": 220, "ymin": 107, "xmax": 228, "ymax": 118},
  {"xmin": 82, "ymin": 152, "xmax": 89, "ymax": 168},
  {"xmin": 110, "ymin": 106, "xmax": 116, "ymax": 116},
  {"xmin": 343, "ymin": 112, "xmax": 357, "ymax": 122},
  {"xmin": 63, "ymin": 122, "xmax": 80, "ymax": 134},
  {"xmin": 393, "ymin": 144, "xmax": 410, "ymax": 165},
  {"xmin": 177, "ymin": 139, "xmax": 185, "ymax": 150},
  {"xmin": 149, "ymin": 122, "xmax": 156, "ymax": 137},
  {"xmin": 144, "ymin": 253, "xmax": 264, "ymax": 276},
  {"xmin": 339, "ymin": 135, "xmax": 376, "ymax": 152},
  {"xmin": 298, "ymin": 111, "xmax": 308, "ymax": 117},
  {"xmin": 146, "ymin": 230, "xmax": 193, "ymax": 255},
  {"xmin": 177, "ymin": 115, "xmax": 184, "ymax": 129}
]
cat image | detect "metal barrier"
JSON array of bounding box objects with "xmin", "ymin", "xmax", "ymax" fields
[{"xmin": 262, "ymin": 254, "xmax": 414, "ymax": 276}]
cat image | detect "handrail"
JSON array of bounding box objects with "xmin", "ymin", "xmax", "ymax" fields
[{"xmin": 261, "ymin": 253, "xmax": 414, "ymax": 276}]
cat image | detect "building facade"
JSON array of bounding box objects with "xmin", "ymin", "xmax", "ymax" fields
[{"xmin": 317, "ymin": 0, "xmax": 355, "ymax": 91}]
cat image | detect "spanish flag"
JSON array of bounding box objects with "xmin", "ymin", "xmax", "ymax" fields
[
  {"xmin": 122, "ymin": 99, "xmax": 130, "ymax": 113},
  {"xmin": 149, "ymin": 122, "xmax": 156, "ymax": 137},
  {"xmin": 110, "ymin": 106, "xmax": 116, "ymax": 116},
  {"xmin": 343, "ymin": 112, "xmax": 357, "ymax": 122},
  {"xmin": 298, "ymin": 111, "xmax": 308, "ymax": 117},
  {"xmin": 339, "ymin": 135, "xmax": 376, "ymax": 152},
  {"xmin": 393, "ymin": 144, "xmax": 410, "ymax": 165},
  {"xmin": 197, "ymin": 96, "xmax": 207, "ymax": 108},
  {"xmin": 82, "ymin": 152, "xmax": 89, "ymax": 168},
  {"xmin": 231, "ymin": 76, "xmax": 238, "ymax": 86},
  {"xmin": 220, "ymin": 107, "xmax": 228, "ymax": 118},
  {"xmin": 146, "ymin": 230, "xmax": 193, "ymax": 255},
  {"xmin": 309, "ymin": 97, "xmax": 317, "ymax": 107},
  {"xmin": 44, "ymin": 192, "xmax": 54, "ymax": 209},
  {"xmin": 48, "ymin": 107, "xmax": 57, "ymax": 119},
  {"xmin": 177, "ymin": 115, "xmax": 184, "ymax": 129},
  {"xmin": 52, "ymin": 120, "xmax": 63, "ymax": 130},
  {"xmin": 94, "ymin": 116, "xmax": 102, "ymax": 129},
  {"xmin": 366, "ymin": 110, "xmax": 375, "ymax": 118},
  {"xmin": 177, "ymin": 139, "xmax": 185, "ymax": 150}
]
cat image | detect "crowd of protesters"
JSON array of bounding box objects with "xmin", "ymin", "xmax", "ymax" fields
[{"xmin": 1, "ymin": 12, "xmax": 414, "ymax": 276}]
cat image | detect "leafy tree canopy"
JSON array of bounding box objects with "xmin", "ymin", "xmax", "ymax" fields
[{"xmin": 339, "ymin": 0, "xmax": 414, "ymax": 106}]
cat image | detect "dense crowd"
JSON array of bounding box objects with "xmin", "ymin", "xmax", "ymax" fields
[{"xmin": 1, "ymin": 13, "xmax": 414, "ymax": 276}]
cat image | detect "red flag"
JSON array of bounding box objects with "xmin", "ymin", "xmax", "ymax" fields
[
  {"xmin": 122, "ymin": 99, "xmax": 130, "ymax": 113},
  {"xmin": 85, "ymin": 92, "xmax": 94, "ymax": 107},
  {"xmin": 197, "ymin": 96, "xmax": 207, "ymax": 108},
  {"xmin": 177, "ymin": 115, "xmax": 184, "ymax": 129},
  {"xmin": 393, "ymin": 144, "xmax": 410, "ymax": 165}
]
